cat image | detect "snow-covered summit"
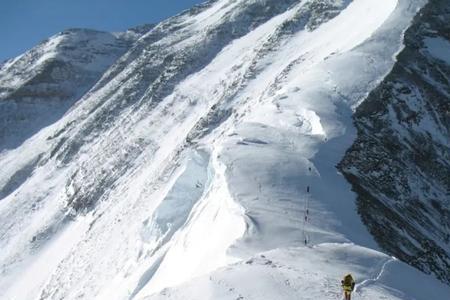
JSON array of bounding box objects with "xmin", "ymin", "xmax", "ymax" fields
[
  {"xmin": 0, "ymin": 0, "xmax": 449, "ymax": 300},
  {"xmin": 0, "ymin": 28, "xmax": 132, "ymax": 96},
  {"xmin": 0, "ymin": 27, "xmax": 136, "ymax": 151}
]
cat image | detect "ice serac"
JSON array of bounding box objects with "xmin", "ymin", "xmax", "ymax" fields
[
  {"xmin": 1, "ymin": 0, "xmax": 450, "ymax": 300},
  {"xmin": 339, "ymin": 0, "xmax": 450, "ymax": 285}
]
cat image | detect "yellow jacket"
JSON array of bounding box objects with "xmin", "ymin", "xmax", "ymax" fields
[{"xmin": 341, "ymin": 274, "xmax": 355, "ymax": 292}]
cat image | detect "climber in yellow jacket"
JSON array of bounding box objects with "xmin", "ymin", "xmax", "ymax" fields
[{"xmin": 341, "ymin": 274, "xmax": 356, "ymax": 300}]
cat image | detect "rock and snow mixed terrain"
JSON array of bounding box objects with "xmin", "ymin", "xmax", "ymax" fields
[
  {"xmin": 0, "ymin": 0, "xmax": 449, "ymax": 299},
  {"xmin": 339, "ymin": 0, "xmax": 450, "ymax": 285}
]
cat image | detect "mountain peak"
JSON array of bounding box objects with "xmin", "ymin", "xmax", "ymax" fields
[{"xmin": 1, "ymin": 1, "xmax": 449, "ymax": 299}]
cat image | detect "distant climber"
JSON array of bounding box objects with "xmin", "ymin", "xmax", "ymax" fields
[{"xmin": 341, "ymin": 274, "xmax": 355, "ymax": 300}]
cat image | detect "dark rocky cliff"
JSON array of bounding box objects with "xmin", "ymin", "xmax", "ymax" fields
[{"xmin": 340, "ymin": 0, "xmax": 450, "ymax": 284}]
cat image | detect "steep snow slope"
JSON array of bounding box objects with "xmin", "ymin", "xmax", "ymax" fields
[
  {"xmin": 1, "ymin": 0, "xmax": 449, "ymax": 300},
  {"xmin": 340, "ymin": 0, "xmax": 450, "ymax": 285},
  {"xmin": 0, "ymin": 28, "xmax": 140, "ymax": 151}
]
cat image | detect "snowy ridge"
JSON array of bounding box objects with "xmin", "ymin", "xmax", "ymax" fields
[
  {"xmin": 1, "ymin": 0, "xmax": 449, "ymax": 300},
  {"xmin": 144, "ymin": 244, "xmax": 449, "ymax": 300}
]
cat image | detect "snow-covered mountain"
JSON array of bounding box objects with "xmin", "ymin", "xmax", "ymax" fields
[
  {"xmin": 0, "ymin": 28, "xmax": 142, "ymax": 151},
  {"xmin": 0, "ymin": 0, "xmax": 449, "ymax": 300}
]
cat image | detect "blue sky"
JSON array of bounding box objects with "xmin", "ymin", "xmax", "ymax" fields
[{"xmin": 0, "ymin": 0, "xmax": 205, "ymax": 62}]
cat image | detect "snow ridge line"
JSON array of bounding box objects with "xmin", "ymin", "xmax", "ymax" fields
[{"xmin": 355, "ymin": 257, "xmax": 396, "ymax": 294}]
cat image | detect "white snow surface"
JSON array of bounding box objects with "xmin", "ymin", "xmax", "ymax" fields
[
  {"xmin": 1, "ymin": 0, "xmax": 449, "ymax": 300},
  {"xmin": 145, "ymin": 244, "xmax": 450, "ymax": 300}
]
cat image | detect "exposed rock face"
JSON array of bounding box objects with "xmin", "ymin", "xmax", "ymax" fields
[{"xmin": 339, "ymin": 0, "xmax": 450, "ymax": 284}]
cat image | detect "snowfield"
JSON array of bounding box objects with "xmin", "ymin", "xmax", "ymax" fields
[{"xmin": 1, "ymin": 0, "xmax": 449, "ymax": 300}]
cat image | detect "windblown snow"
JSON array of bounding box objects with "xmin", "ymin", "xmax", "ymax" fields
[{"xmin": 1, "ymin": 0, "xmax": 449, "ymax": 300}]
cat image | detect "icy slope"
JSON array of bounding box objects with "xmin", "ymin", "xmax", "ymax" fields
[{"xmin": 1, "ymin": 0, "xmax": 449, "ymax": 300}]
